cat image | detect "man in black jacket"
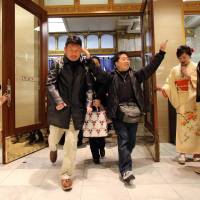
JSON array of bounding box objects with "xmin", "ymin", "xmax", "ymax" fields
[
  {"xmin": 90, "ymin": 41, "xmax": 167, "ymax": 185},
  {"xmin": 47, "ymin": 36, "xmax": 93, "ymax": 191}
]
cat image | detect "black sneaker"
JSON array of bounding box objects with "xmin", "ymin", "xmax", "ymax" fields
[
  {"xmin": 93, "ymin": 158, "xmax": 100, "ymax": 164},
  {"xmin": 100, "ymin": 149, "xmax": 105, "ymax": 158},
  {"xmin": 122, "ymin": 171, "xmax": 135, "ymax": 184}
]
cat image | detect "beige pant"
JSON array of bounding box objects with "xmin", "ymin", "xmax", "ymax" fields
[{"xmin": 48, "ymin": 121, "xmax": 79, "ymax": 178}]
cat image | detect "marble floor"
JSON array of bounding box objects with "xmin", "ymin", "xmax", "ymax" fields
[{"xmin": 0, "ymin": 143, "xmax": 200, "ymax": 200}]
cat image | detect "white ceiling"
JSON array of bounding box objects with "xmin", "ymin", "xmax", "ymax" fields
[{"xmin": 48, "ymin": 16, "xmax": 141, "ymax": 33}]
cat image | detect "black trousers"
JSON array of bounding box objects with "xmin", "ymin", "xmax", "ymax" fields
[
  {"xmin": 89, "ymin": 137, "xmax": 105, "ymax": 159},
  {"xmin": 77, "ymin": 129, "xmax": 83, "ymax": 145}
]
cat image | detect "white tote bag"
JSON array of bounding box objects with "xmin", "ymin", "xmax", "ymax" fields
[{"xmin": 83, "ymin": 111, "xmax": 108, "ymax": 137}]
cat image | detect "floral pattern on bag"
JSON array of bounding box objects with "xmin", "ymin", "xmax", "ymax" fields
[{"xmin": 83, "ymin": 111, "xmax": 107, "ymax": 137}]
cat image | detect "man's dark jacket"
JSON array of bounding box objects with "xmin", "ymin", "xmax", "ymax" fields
[
  {"xmin": 46, "ymin": 56, "xmax": 93, "ymax": 130},
  {"xmin": 90, "ymin": 50, "xmax": 165, "ymax": 119}
]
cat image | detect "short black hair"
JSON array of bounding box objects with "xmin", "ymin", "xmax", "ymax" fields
[
  {"xmin": 176, "ymin": 45, "xmax": 193, "ymax": 58},
  {"xmin": 65, "ymin": 35, "xmax": 82, "ymax": 47},
  {"xmin": 113, "ymin": 51, "xmax": 129, "ymax": 63}
]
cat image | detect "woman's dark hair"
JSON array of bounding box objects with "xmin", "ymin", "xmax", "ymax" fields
[
  {"xmin": 91, "ymin": 56, "xmax": 100, "ymax": 64},
  {"xmin": 113, "ymin": 51, "xmax": 129, "ymax": 63},
  {"xmin": 176, "ymin": 45, "xmax": 193, "ymax": 58}
]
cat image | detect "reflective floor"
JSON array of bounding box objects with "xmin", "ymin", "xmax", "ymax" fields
[{"xmin": 0, "ymin": 143, "xmax": 200, "ymax": 200}]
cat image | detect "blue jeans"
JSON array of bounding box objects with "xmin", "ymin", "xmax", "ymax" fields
[{"xmin": 113, "ymin": 119, "xmax": 138, "ymax": 175}]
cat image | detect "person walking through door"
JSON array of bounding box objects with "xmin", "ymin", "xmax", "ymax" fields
[
  {"xmin": 88, "ymin": 56, "xmax": 107, "ymax": 164},
  {"xmin": 88, "ymin": 41, "xmax": 167, "ymax": 185},
  {"xmin": 47, "ymin": 35, "xmax": 94, "ymax": 191}
]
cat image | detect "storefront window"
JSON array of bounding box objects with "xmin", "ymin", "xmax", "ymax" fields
[
  {"xmin": 48, "ymin": 36, "xmax": 56, "ymax": 50},
  {"xmin": 58, "ymin": 35, "xmax": 67, "ymax": 50},
  {"xmin": 101, "ymin": 34, "xmax": 114, "ymax": 48},
  {"xmin": 87, "ymin": 35, "xmax": 98, "ymax": 49}
]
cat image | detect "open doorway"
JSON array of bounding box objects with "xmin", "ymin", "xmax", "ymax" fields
[
  {"xmin": 48, "ymin": 16, "xmax": 142, "ymax": 70},
  {"xmin": 1, "ymin": 0, "xmax": 158, "ymax": 163},
  {"xmin": 47, "ymin": 15, "xmax": 156, "ymax": 157}
]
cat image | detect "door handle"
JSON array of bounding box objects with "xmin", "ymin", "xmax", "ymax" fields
[{"xmin": 6, "ymin": 79, "xmax": 11, "ymax": 107}]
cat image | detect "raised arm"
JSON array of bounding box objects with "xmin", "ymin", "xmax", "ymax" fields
[
  {"xmin": 135, "ymin": 40, "xmax": 167, "ymax": 83},
  {"xmin": 82, "ymin": 48, "xmax": 111, "ymax": 84}
]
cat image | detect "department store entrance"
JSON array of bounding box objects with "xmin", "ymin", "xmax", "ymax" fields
[{"xmin": 1, "ymin": 0, "xmax": 159, "ymax": 163}]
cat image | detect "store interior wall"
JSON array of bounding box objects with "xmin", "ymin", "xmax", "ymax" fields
[{"xmin": 153, "ymin": 0, "xmax": 185, "ymax": 142}]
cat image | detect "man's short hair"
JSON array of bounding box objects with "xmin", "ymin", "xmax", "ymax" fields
[
  {"xmin": 113, "ymin": 51, "xmax": 129, "ymax": 63},
  {"xmin": 65, "ymin": 35, "xmax": 82, "ymax": 47}
]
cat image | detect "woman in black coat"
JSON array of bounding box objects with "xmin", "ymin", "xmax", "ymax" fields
[{"xmin": 89, "ymin": 56, "xmax": 106, "ymax": 164}]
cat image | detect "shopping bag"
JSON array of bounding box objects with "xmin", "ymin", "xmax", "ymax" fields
[{"xmin": 83, "ymin": 111, "xmax": 107, "ymax": 137}]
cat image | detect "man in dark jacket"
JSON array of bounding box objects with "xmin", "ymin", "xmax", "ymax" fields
[
  {"xmin": 46, "ymin": 36, "xmax": 93, "ymax": 191},
  {"xmin": 90, "ymin": 41, "xmax": 167, "ymax": 185}
]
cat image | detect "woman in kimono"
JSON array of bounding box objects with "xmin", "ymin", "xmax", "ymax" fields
[
  {"xmin": 195, "ymin": 61, "xmax": 200, "ymax": 173},
  {"xmin": 159, "ymin": 45, "xmax": 200, "ymax": 164}
]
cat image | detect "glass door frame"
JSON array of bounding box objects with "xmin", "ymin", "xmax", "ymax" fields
[
  {"xmin": 141, "ymin": 0, "xmax": 159, "ymax": 161},
  {"xmin": 2, "ymin": 0, "xmax": 48, "ymax": 163}
]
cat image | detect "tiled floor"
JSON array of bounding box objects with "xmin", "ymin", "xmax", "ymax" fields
[{"xmin": 0, "ymin": 143, "xmax": 200, "ymax": 200}]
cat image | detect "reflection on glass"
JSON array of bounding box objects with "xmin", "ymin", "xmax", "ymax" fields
[
  {"xmin": 15, "ymin": 5, "xmax": 40, "ymax": 127},
  {"xmin": 142, "ymin": 2, "xmax": 155, "ymax": 138},
  {"xmin": 184, "ymin": 15, "xmax": 200, "ymax": 63},
  {"xmin": 5, "ymin": 129, "xmax": 48, "ymax": 163},
  {"xmin": 118, "ymin": 37, "xmax": 141, "ymax": 51},
  {"xmin": 130, "ymin": 57, "xmax": 142, "ymax": 70}
]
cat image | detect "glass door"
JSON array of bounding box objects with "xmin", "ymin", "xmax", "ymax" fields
[
  {"xmin": 141, "ymin": 0, "xmax": 160, "ymax": 161},
  {"xmin": 2, "ymin": 0, "xmax": 48, "ymax": 163}
]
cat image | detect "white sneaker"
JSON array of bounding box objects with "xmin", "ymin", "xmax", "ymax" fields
[
  {"xmin": 195, "ymin": 169, "xmax": 200, "ymax": 174},
  {"xmin": 178, "ymin": 154, "xmax": 186, "ymax": 165},
  {"xmin": 193, "ymin": 154, "xmax": 200, "ymax": 162},
  {"xmin": 122, "ymin": 171, "xmax": 135, "ymax": 184}
]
